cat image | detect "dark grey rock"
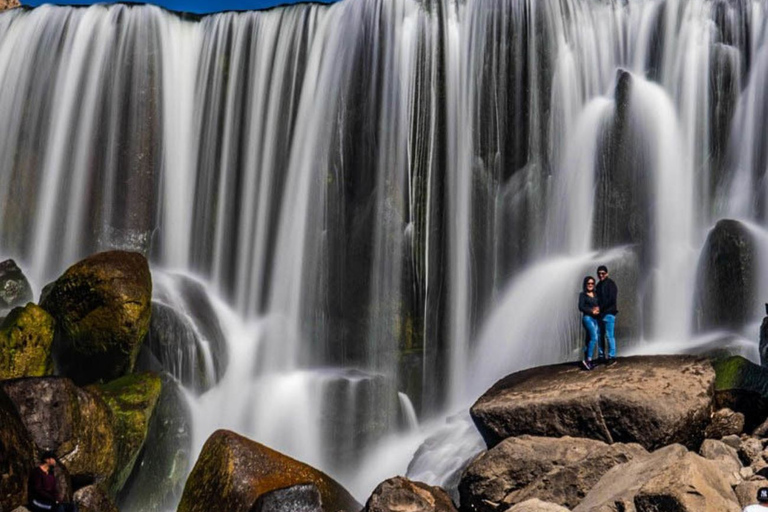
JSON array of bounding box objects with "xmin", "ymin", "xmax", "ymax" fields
[
  {"xmin": 251, "ymin": 484, "xmax": 322, "ymax": 512},
  {"xmin": 0, "ymin": 259, "xmax": 32, "ymax": 313}
]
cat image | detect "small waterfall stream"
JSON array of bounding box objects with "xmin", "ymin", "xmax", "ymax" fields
[{"xmin": 3, "ymin": 0, "xmax": 768, "ymax": 506}]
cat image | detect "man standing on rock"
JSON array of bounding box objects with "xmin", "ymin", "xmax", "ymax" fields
[
  {"xmin": 28, "ymin": 451, "xmax": 78, "ymax": 512},
  {"xmin": 596, "ymin": 265, "xmax": 618, "ymax": 365},
  {"xmin": 744, "ymin": 487, "xmax": 768, "ymax": 510}
]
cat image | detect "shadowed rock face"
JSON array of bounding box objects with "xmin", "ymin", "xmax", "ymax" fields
[
  {"xmin": 712, "ymin": 356, "xmax": 768, "ymax": 430},
  {"xmin": 177, "ymin": 430, "xmax": 360, "ymax": 512},
  {"xmin": 470, "ymin": 355, "xmax": 715, "ymax": 450},
  {"xmin": 0, "ymin": 386, "xmax": 35, "ymax": 512},
  {"xmin": 0, "ymin": 259, "xmax": 33, "ymax": 314},
  {"xmin": 41, "ymin": 250, "xmax": 152, "ymax": 385},
  {"xmin": 572, "ymin": 444, "xmax": 740, "ymax": 512},
  {"xmin": 459, "ymin": 436, "xmax": 647, "ymax": 512},
  {"xmin": 251, "ymin": 484, "xmax": 323, "ymax": 512},
  {"xmin": 363, "ymin": 477, "xmax": 456, "ymax": 512},
  {"xmin": 74, "ymin": 484, "xmax": 119, "ymax": 512}
]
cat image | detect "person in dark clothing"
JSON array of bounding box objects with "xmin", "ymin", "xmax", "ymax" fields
[
  {"xmin": 28, "ymin": 451, "xmax": 78, "ymax": 512},
  {"xmin": 595, "ymin": 265, "xmax": 618, "ymax": 365},
  {"xmin": 578, "ymin": 276, "xmax": 600, "ymax": 371}
]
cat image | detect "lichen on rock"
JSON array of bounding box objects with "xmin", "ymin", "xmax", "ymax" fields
[{"xmin": 0, "ymin": 303, "xmax": 55, "ymax": 379}]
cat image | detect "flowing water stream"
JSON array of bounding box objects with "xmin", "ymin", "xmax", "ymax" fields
[{"xmin": 3, "ymin": 0, "xmax": 768, "ymax": 506}]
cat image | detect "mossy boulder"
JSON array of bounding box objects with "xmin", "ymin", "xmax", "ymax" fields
[
  {"xmin": 41, "ymin": 251, "xmax": 152, "ymax": 385},
  {"xmin": 0, "ymin": 260, "xmax": 33, "ymax": 314},
  {"xmin": 0, "ymin": 386, "xmax": 35, "ymax": 511},
  {"xmin": 713, "ymin": 356, "xmax": 768, "ymax": 430},
  {"xmin": 118, "ymin": 373, "xmax": 191, "ymax": 512},
  {"xmin": 0, "ymin": 304, "xmax": 55, "ymax": 379},
  {"xmin": 177, "ymin": 430, "xmax": 360, "ymax": 512},
  {"xmin": 74, "ymin": 484, "xmax": 119, "ymax": 512},
  {"xmin": 90, "ymin": 372, "xmax": 162, "ymax": 495},
  {"xmin": 0, "ymin": 377, "xmax": 116, "ymax": 486}
]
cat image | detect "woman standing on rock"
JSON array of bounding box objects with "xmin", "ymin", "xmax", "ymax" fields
[{"xmin": 578, "ymin": 276, "xmax": 600, "ymax": 371}]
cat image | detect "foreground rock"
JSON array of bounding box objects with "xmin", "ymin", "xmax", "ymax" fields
[
  {"xmin": 41, "ymin": 251, "xmax": 152, "ymax": 385},
  {"xmin": 712, "ymin": 356, "xmax": 768, "ymax": 430},
  {"xmin": 0, "ymin": 303, "xmax": 55, "ymax": 379},
  {"xmin": 0, "ymin": 260, "xmax": 33, "ymax": 313},
  {"xmin": 471, "ymin": 356, "xmax": 714, "ymax": 450},
  {"xmin": 506, "ymin": 500, "xmax": 570, "ymax": 512},
  {"xmin": 0, "ymin": 0, "xmax": 20, "ymax": 10},
  {"xmin": 177, "ymin": 430, "xmax": 360, "ymax": 512},
  {"xmin": 74, "ymin": 484, "xmax": 119, "ymax": 512},
  {"xmin": 573, "ymin": 444, "xmax": 740, "ymax": 512},
  {"xmin": 0, "ymin": 387, "xmax": 35, "ymax": 511},
  {"xmin": 364, "ymin": 477, "xmax": 456, "ymax": 512},
  {"xmin": 459, "ymin": 436, "xmax": 646, "ymax": 511},
  {"xmin": 253, "ymin": 484, "xmax": 323, "ymax": 512},
  {"xmin": 90, "ymin": 372, "xmax": 162, "ymax": 494},
  {"xmin": 1, "ymin": 377, "xmax": 116, "ymax": 484}
]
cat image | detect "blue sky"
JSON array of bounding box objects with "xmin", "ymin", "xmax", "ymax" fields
[{"xmin": 21, "ymin": 0, "xmax": 336, "ymax": 14}]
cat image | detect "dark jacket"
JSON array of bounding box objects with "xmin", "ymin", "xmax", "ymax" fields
[
  {"xmin": 596, "ymin": 278, "xmax": 618, "ymax": 316},
  {"xmin": 29, "ymin": 466, "xmax": 57, "ymax": 505},
  {"xmin": 578, "ymin": 292, "xmax": 600, "ymax": 317}
]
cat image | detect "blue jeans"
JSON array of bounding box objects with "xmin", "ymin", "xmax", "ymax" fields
[
  {"xmin": 582, "ymin": 315, "xmax": 599, "ymax": 361},
  {"xmin": 598, "ymin": 314, "xmax": 616, "ymax": 359}
]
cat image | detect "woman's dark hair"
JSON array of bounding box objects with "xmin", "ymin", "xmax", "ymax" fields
[
  {"xmin": 582, "ymin": 276, "xmax": 596, "ymax": 292},
  {"xmin": 39, "ymin": 451, "xmax": 56, "ymax": 463}
]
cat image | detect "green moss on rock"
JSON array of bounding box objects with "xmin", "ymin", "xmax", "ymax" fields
[
  {"xmin": 0, "ymin": 303, "xmax": 55, "ymax": 379},
  {"xmin": 0, "ymin": 386, "xmax": 35, "ymax": 511},
  {"xmin": 41, "ymin": 251, "xmax": 152, "ymax": 385},
  {"xmin": 712, "ymin": 356, "xmax": 768, "ymax": 430},
  {"xmin": 90, "ymin": 372, "xmax": 162, "ymax": 495}
]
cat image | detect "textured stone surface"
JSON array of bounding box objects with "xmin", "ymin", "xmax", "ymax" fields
[
  {"xmin": 177, "ymin": 430, "xmax": 360, "ymax": 512},
  {"xmin": 705, "ymin": 408, "xmax": 745, "ymax": 438},
  {"xmin": 459, "ymin": 436, "xmax": 646, "ymax": 511},
  {"xmin": 0, "ymin": 387, "xmax": 35, "ymax": 512},
  {"xmin": 505, "ymin": 500, "xmax": 571, "ymax": 512},
  {"xmin": 251, "ymin": 484, "xmax": 323, "ymax": 512},
  {"xmin": 364, "ymin": 477, "xmax": 456, "ymax": 512},
  {"xmin": 713, "ymin": 356, "xmax": 768, "ymax": 430},
  {"xmin": 1, "ymin": 377, "xmax": 116, "ymax": 484},
  {"xmin": 41, "ymin": 251, "xmax": 152, "ymax": 385},
  {"xmin": 0, "ymin": 304, "xmax": 55, "ymax": 379},
  {"xmin": 573, "ymin": 444, "xmax": 740, "ymax": 512},
  {"xmin": 0, "ymin": 260, "xmax": 33, "ymax": 313},
  {"xmin": 89, "ymin": 372, "xmax": 162, "ymax": 494},
  {"xmin": 471, "ymin": 356, "xmax": 714, "ymax": 450},
  {"xmin": 735, "ymin": 480, "xmax": 768, "ymax": 509},
  {"xmin": 74, "ymin": 484, "xmax": 119, "ymax": 512}
]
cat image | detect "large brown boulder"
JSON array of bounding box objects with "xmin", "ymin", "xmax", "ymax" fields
[
  {"xmin": 459, "ymin": 436, "xmax": 646, "ymax": 511},
  {"xmin": 177, "ymin": 430, "xmax": 360, "ymax": 512},
  {"xmin": 41, "ymin": 251, "xmax": 152, "ymax": 385},
  {"xmin": 0, "ymin": 387, "xmax": 35, "ymax": 511},
  {"xmin": 0, "ymin": 304, "xmax": 55, "ymax": 380},
  {"xmin": 89, "ymin": 372, "xmax": 162, "ymax": 494},
  {"xmin": 1, "ymin": 377, "xmax": 117, "ymax": 484},
  {"xmin": 470, "ymin": 356, "xmax": 715, "ymax": 450},
  {"xmin": 0, "ymin": 260, "xmax": 33, "ymax": 313},
  {"xmin": 364, "ymin": 477, "xmax": 456, "ymax": 512},
  {"xmin": 573, "ymin": 444, "xmax": 740, "ymax": 512}
]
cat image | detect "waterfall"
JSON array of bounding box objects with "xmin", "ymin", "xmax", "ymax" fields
[{"xmin": 3, "ymin": 0, "xmax": 768, "ymax": 504}]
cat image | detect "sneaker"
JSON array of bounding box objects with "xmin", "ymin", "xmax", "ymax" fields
[
  {"xmin": 581, "ymin": 360, "xmax": 594, "ymax": 371},
  {"xmin": 606, "ymin": 358, "xmax": 617, "ymax": 367}
]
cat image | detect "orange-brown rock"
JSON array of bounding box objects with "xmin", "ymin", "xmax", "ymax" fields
[
  {"xmin": 0, "ymin": 0, "xmax": 20, "ymax": 12},
  {"xmin": 177, "ymin": 430, "xmax": 360, "ymax": 512},
  {"xmin": 364, "ymin": 477, "xmax": 456, "ymax": 512}
]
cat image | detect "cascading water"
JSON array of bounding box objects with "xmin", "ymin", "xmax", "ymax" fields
[{"xmin": 3, "ymin": 0, "xmax": 768, "ymax": 507}]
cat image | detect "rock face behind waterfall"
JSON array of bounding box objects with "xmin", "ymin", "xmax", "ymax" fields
[
  {"xmin": 695, "ymin": 219, "xmax": 756, "ymax": 332},
  {"xmin": 177, "ymin": 430, "xmax": 360, "ymax": 512},
  {"xmin": 41, "ymin": 251, "xmax": 152, "ymax": 385},
  {"xmin": 470, "ymin": 356, "xmax": 714, "ymax": 450}
]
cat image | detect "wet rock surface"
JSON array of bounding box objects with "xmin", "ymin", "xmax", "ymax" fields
[
  {"xmin": 251, "ymin": 484, "xmax": 323, "ymax": 512},
  {"xmin": 470, "ymin": 356, "xmax": 714, "ymax": 450},
  {"xmin": 0, "ymin": 260, "xmax": 33, "ymax": 314},
  {"xmin": 41, "ymin": 250, "xmax": 152, "ymax": 385},
  {"xmin": 0, "ymin": 303, "xmax": 55, "ymax": 379},
  {"xmin": 459, "ymin": 435, "xmax": 646, "ymax": 511},
  {"xmin": 177, "ymin": 430, "xmax": 360, "ymax": 512},
  {"xmin": 713, "ymin": 356, "xmax": 768, "ymax": 430},
  {"xmin": 363, "ymin": 476, "xmax": 456, "ymax": 512}
]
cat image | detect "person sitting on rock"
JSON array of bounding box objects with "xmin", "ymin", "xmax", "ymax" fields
[
  {"xmin": 28, "ymin": 451, "xmax": 78, "ymax": 512},
  {"xmin": 744, "ymin": 487, "xmax": 768, "ymax": 511}
]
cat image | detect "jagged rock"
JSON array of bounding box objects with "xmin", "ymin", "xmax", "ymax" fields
[
  {"xmin": 89, "ymin": 373, "xmax": 162, "ymax": 494},
  {"xmin": 722, "ymin": 434, "xmax": 742, "ymax": 449},
  {"xmin": 705, "ymin": 408, "xmax": 745, "ymax": 438},
  {"xmin": 713, "ymin": 356, "xmax": 768, "ymax": 430},
  {"xmin": 694, "ymin": 219, "xmax": 756, "ymax": 332},
  {"xmin": 177, "ymin": 430, "xmax": 360, "ymax": 512},
  {"xmin": 118, "ymin": 374, "xmax": 191, "ymax": 512},
  {"xmin": 739, "ymin": 437, "xmax": 764, "ymax": 466},
  {"xmin": 573, "ymin": 444, "xmax": 740, "ymax": 512},
  {"xmin": 41, "ymin": 251, "xmax": 152, "ymax": 385},
  {"xmin": 0, "ymin": 260, "xmax": 33, "ymax": 313},
  {"xmin": 74, "ymin": 484, "xmax": 119, "ymax": 512},
  {"xmin": 0, "ymin": 387, "xmax": 35, "ymax": 511},
  {"xmin": 1, "ymin": 377, "xmax": 116, "ymax": 485},
  {"xmin": 0, "ymin": 304, "xmax": 55, "ymax": 380},
  {"xmin": 364, "ymin": 477, "xmax": 456, "ymax": 512},
  {"xmin": 251, "ymin": 484, "xmax": 323, "ymax": 512},
  {"xmin": 459, "ymin": 436, "xmax": 646, "ymax": 511},
  {"xmin": 740, "ymin": 466, "xmax": 755, "ymax": 480},
  {"xmin": 700, "ymin": 439, "xmax": 742, "ymax": 473},
  {"xmin": 735, "ymin": 481, "xmax": 767, "ymax": 508},
  {"xmin": 470, "ymin": 356, "xmax": 714, "ymax": 450},
  {"xmin": 0, "ymin": 0, "xmax": 20, "ymax": 10},
  {"xmin": 505, "ymin": 500, "xmax": 570, "ymax": 512}
]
